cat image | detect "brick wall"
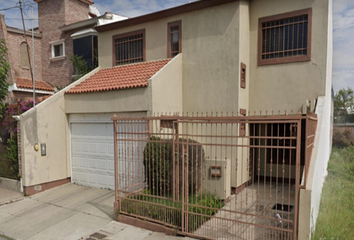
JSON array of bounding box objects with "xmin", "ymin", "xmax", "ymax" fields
[
  {"xmin": 38, "ymin": 0, "xmax": 90, "ymax": 87},
  {"xmin": 37, "ymin": 0, "xmax": 65, "ymax": 32},
  {"xmin": 0, "ymin": 15, "xmax": 15, "ymax": 85},
  {"xmin": 6, "ymin": 32, "xmax": 43, "ymax": 82},
  {"xmin": 65, "ymin": 0, "xmax": 90, "ymax": 25}
]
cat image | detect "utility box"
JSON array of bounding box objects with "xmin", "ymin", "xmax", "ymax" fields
[{"xmin": 203, "ymin": 159, "xmax": 231, "ymax": 200}]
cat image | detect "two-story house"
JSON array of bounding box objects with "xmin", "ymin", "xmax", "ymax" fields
[{"xmin": 17, "ymin": 0, "xmax": 332, "ymax": 239}]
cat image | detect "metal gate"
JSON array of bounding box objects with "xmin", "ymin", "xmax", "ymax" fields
[{"xmin": 112, "ymin": 113, "xmax": 316, "ymax": 240}]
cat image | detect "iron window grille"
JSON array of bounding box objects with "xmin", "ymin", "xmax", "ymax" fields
[
  {"xmin": 113, "ymin": 29, "xmax": 145, "ymax": 66},
  {"xmin": 167, "ymin": 20, "xmax": 182, "ymax": 58},
  {"xmin": 258, "ymin": 8, "xmax": 312, "ymax": 66}
]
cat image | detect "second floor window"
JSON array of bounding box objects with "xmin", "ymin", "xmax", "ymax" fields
[
  {"xmin": 113, "ymin": 29, "xmax": 145, "ymax": 66},
  {"xmin": 258, "ymin": 8, "xmax": 312, "ymax": 66},
  {"xmin": 50, "ymin": 39, "xmax": 65, "ymax": 59},
  {"xmin": 168, "ymin": 20, "xmax": 181, "ymax": 58}
]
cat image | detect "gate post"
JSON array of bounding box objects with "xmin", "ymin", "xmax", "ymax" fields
[
  {"xmin": 173, "ymin": 121, "xmax": 179, "ymax": 202},
  {"xmin": 112, "ymin": 115, "xmax": 119, "ymax": 220},
  {"xmin": 294, "ymin": 119, "xmax": 302, "ymax": 239}
]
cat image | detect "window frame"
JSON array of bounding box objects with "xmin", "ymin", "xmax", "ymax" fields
[
  {"xmin": 240, "ymin": 62, "xmax": 246, "ymax": 89},
  {"xmin": 167, "ymin": 20, "xmax": 182, "ymax": 58},
  {"xmin": 258, "ymin": 8, "xmax": 312, "ymax": 66},
  {"xmin": 50, "ymin": 39, "xmax": 65, "ymax": 59},
  {"xmin": 112, "ymin": 29, "xmax": 146, "ymax": 66}
]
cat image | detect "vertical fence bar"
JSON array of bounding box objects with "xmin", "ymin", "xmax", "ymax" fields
[
  {"xmin": 110, "ymin": 114, "xmax": 312, "ymax": 239},
  {"xmin": 113, "ymin": 116, "xmax": 119, "ymax": 217},
  {"xmin": 294, "ymin": 120, "xmax": 301, "ymax": 240}
]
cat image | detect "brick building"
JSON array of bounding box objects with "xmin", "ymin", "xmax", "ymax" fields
[{"xmin": 0, "ymin": 0, "xmax": 127, "ymax": 103}]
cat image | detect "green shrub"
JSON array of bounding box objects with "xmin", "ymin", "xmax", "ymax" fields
[
  {"xmin": 70, "ymin": 55, "xmax": 93, "ymax": 81},
  {"xmin": 121, "ymin": 192, "xmax": 224, "ymax": 232},
  {"xmin": 175, "ymin": 138, "xmax": 205, "ymax": 195},
  {"xmin": 333, "ymin": 129, "xmax": 353, "ymax": 148},
  {"xmin": 143, "ymin": 137, "xmax": 205, "ymax": 196},
  {"xmin": 6, "ymin": 133, "xmax": 19, "ymax": 179},
  {"xmin": 143, "ymin": 137, "xmax": 173, "ymax": 195}
]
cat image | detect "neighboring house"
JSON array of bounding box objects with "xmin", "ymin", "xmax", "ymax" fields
[
  {"xmin": 0, "ymin": 0, "xmax": 127, "ymax": 103},
  {"xmin": 17, "ymin": 0, "xmax": 332, "ymax": 239}
]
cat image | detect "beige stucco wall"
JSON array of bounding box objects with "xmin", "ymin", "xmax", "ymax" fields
[
  {"xmin": 249, "ymin": 0, "xmax": 329, "ymax": 114},
  {"xmin": 65, "ymin": 87, "xmax": 151, "ymax": 114},
  {"xmin": 151, "ymin": 54, "xmax": 183, "ymax": 114},
  {"xmin": 20, "ymin": 68, "xmax": 100, "ymax": 187},
  {"xmin": 65, "ymin": 54, "xmax": 183, "ymax": 114},
  {"xmin": 98, "ymin": 2, "xmax": 245, "ymax": 187},
  {"xmin": 299, "ymin": 0, "xmax": 332, "ymax": 238},
  {"xmin": 238, "ymin": 1, "xmax": 250, "ymax": 112},
  {"xmin": 234, "ymin": 1, "xmax": 251, "ymax": 187},
  {"xmin": 181, "ymin": 2, "xmax": 240, "ymax": 114},
  {"xmin": 98, "ymin": 1, "xmax": 241, "ymax": 114}
]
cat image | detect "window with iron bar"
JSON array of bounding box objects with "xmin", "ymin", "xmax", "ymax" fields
[
  {"xmin": 167, "ymin": 20, "xmax": 182, "ymax": 58},
  {"xmin": 258, "ymin": 8, "xmax": 312, "ymax": 66},
  {"xmin": 113, "ymin": 29, "xmax": 145, "ymax": 66}
]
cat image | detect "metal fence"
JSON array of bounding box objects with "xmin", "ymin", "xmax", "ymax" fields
[{"xmin": 112, "ymin": 113, "xmax": 317, "ymax": 240}]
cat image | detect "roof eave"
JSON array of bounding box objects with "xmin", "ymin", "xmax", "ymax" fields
[
  {"xmin": 9, "ymin": 83, "xmax": 54, "ymax": 95},
  {"xmin": 6, "ymin": 27, "xmax": 42, "ymax": 38},
  {"xmin": 59, "ymin": 18, "xmax": 98, "ymax": 32},
  {"xmin": 95, "ymin": 0, "xmax": 238, "ymax": 32}
]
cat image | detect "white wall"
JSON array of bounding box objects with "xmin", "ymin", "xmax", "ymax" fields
[
  {"xmin": 151, "ymin": 54, "xmax": 183, "ymax": 114},
  {"xmin": 298, "ymin": 1, "xmax": 333, "ymax": 237},
  {"xmin": 20, "ymin": 68, "xmax": 101, "ymax": 188}
]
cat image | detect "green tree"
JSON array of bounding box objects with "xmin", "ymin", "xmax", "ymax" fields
[
  {"xmin": 334, "ymin": 87, "xmax": 354, "ymax": 111},
  {"xmin": 334, "ymin": 87, "xmax": 354, "ymax": 123},
  {"xmin": 0, "ymin": 39, "xmax": 10, "ymax": 117}
]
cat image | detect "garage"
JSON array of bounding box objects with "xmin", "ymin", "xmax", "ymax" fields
[
  {"xmin": 71, "ymin": 121, "xmax": 115, "ymax": 189},
  {"xmin": 69, "ymin": 113, "xmax": 147, "ymax": 190},
  {"xmin": 63, "ymin": 59, "xmax": 179, "ymax": 191}
]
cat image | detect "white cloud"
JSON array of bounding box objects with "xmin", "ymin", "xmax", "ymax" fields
[
  {"xmin": 332, "ymin": 0, "xmax": 354, "ymax": 91},
  {"xmin": 1, "ymin": 0, "xmax": 38, "ymax": 29},
  {"xmin": 333, "ymin": 0, "xmax": 354, "ymax": 15},
  {"xmin": 94, "ymin": 0, "xmax": 193, "ymax": 18},
  {"xmin": 333, "ymin": 70, "xmax": 354, "ymax": 92}
]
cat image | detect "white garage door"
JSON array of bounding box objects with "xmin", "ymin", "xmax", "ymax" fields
[
  {"xmin": 70, "ymin": 118, "xmax": 147, "ymax": 191},
  {"xmin": 71, "ymin": 123, "xmax": 116, "ymax": 189}
]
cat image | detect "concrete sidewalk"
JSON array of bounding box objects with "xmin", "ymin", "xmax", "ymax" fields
[
  {"xmin": 81, "ymin": 221, "xmax": 194, "ymax": 240},
  {"xmin": 0, "ymin": 184, "xmax": 115, "ymax": 240},
  {"xmin": 0, "ymin": 187, "xmax": 23, "ymax": 206},
  {"xmin": 0, "ymin": 184, "xmax": 192, "ymax": 240}
]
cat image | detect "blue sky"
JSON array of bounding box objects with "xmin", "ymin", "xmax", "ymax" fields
[{"xmin": 0, "ymin": 0, "xmax": 350, "ymax": 92}]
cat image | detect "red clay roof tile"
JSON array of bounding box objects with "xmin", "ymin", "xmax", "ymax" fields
[
  {"xmin": 66, "ymin": 59, "xmax": 171, "ymax": 94},
  {"xmin": 16, "ymin": 78, "xmax": 54, "ymax": 92}
]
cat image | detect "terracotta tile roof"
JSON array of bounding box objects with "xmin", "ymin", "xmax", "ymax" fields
[
  {"xmin": 16, "ymin": 78, "xmax": 54, "ymax": 92},
  {"xmin": 66, "ymin": 59, "xmax": 171, "ymax": 94}
]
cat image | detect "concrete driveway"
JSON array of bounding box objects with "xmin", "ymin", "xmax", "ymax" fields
[
  {"xmin": 0, "ymin": 184, "xmax": 115, "ymax": 240},
  {"xmin": 0, "ymin": 184, "xmax": 193, "ymax": 240}
]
